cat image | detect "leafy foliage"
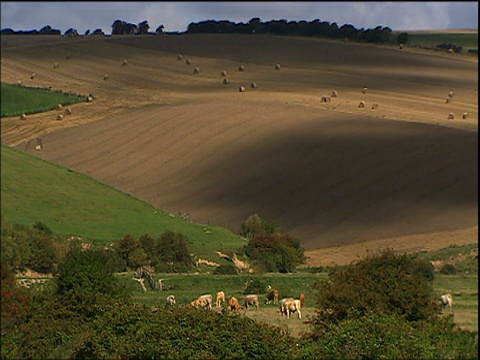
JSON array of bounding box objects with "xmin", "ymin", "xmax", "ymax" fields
[{"xmin": 213, "ymin": 263, "xmax": 238, "ymax": 275}]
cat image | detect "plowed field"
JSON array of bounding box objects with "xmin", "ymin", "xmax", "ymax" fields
[{"xmin": 1, "ymin": 34, "xmax": 477, "ymax": 266}]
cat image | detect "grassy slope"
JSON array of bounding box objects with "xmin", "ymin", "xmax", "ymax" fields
[
  {"xmin": 1, "ymin": 83, "xmax": 86, "ymax": 117},
  {"xmin": 396, "ymin": 31, "xmax": 478, "ymax": 51},
  {"xmin": 0, "ymin": 145, "xmax": 246, "ymax": 260}
]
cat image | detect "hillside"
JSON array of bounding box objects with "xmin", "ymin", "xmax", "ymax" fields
[{"xmin": 1, "ymin": 34, "xmax": 477, "ymax": 263}]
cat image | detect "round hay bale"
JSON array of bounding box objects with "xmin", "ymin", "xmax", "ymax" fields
[
  {"xmin": 66, "ymin": 53, "xmax": 71, "ymax": 60},
  {"xmin": 53, "ymin": 63, "xmax": 59, "ymax": 69},
  {"xmin": 222, "ymin": 78, "xmax": 230, "ymax": 85},
  {"xmin": 358, "ymin": 101, "xmax": 365, "ymax": 108},
  {"xmin": 274, "ymin": 64, "xmax": 281, "ymax": 70},
  {"xmin": 399, "ymin": 44, "xmax": 403, "ymax": 49},
  {"xmin": 448, "ymin": 91, "xmax": 454, "ymax": 98},
  {"xmin": 331, "ymin": 90, "xmax": 338, "ymax": 98},
  {"xmin": 221, "ymin": 70, "xmax": 227, "ymax": 77},
  {"xmin": 56, "ymin": 114, "xmax": 63, "ymax": 121},
  {"xmin": 20, "ymin": 113, "xmax": 27, "ymax": 120},
  {"xmin": 177, "ymin": 54, "xmax": 183, "ymax": 60},
  {"xmin": 239, "ymin": 86, "xmax": 246, "ymax": 92},
  {"xmin": 193, "ymin": 67, "xmax": 200, "ymax": 74},
  {"xmin": 104, "ymin": 74, "xmax": 109, "ymax": 80},
  {"xmin": 445, "ymin": 98, "xmax": 451, "ymax": 103},
  {"xmin": 185, "ymin": 59, "xmax": 191, "ymax": 65},
  {"xmin": 57, "ymin": 103, "xmax": 63, "ymax": 110},
  {"xmin": 321, "ymin": 95, "xmax": 331, "ymax": 103},
  {"xmin": 87, "ymin": 96, "xmax": 93, "ymax": 102},
  {"xmin": 462, "ymin": 112, "xmax": 468, "ymax": 119},
  {"xmin": 65, "ymin": 108, "xmax": 72, "ymax": 115},
  {"xmin": 30, "ymin": 73, "xmax": 36, "ymax": 80},
  {"xmin": 447, "ymin": 48, "xmax": 454, "ymax": 54},
  {"xmin": 122, "ymin": 59, "xmax": 128, "ymax": 66},
  {"xmin": 35, "ymin": 144, "xmax": 42, "ymax": 151},
  {"xmin": 251, "ymin": 82, "xmax": 257, "ymax": 89},
  {"xmin": 447, "ymin": 113, "xmax": 454, "ymax": 120},
  {"xmin": 371, "ymin": 103, "xmax": 378, "ymax": 110},
  {"xmin": 362, "ymin": 87, "xmax": 368, "ymax": 94},
  {"xmin": 238, "ymin": 65, "xmax": 245, "ymax": 72}
]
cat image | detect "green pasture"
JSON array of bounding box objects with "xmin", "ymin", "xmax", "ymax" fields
[
  {"xmin": 1, "ymin": 82, "xmax": 87, "ymax": 118},
  {"xmin": 393, "ymin": 31, "xmax": 478, "ymax": 52},
  {"xmin": 0, "ymin": 145, "xmax": 247, "ymax": 261}
]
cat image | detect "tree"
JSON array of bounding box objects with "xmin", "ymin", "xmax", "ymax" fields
[
  {"xmin": 138, "ymin": 20, "xmax": 150, "ymax": 35},
  {"xmin": 155, "ymin": 24, "xmax": 164, "ymax": 35},
  {"xmin": 397, "ymin": 32, "xmax": 409, "ymax": 45},
  {"xmin": 111, "ymin": 19, "xmax": 124, "ymax": 35}
]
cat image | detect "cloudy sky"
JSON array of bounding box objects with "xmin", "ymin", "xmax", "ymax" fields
[{"xmin": 1, "ymin": 1, "xmax": 478, "ymax": 34}]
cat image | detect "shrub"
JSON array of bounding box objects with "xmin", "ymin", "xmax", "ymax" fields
[
  {"xmin": 439, "ymin": 263, "xmax": 457, "ymax": 275},
  {"xmin": 244, "ymin": 277, "xmax": 266, "ymax": 295},
  {"xmin": 33, "ymin": 221, "xmax": 52, "ymax": 234},
  {"xmin": 213, "ymin": 263, "xmax": 238, "ymax": 275}
]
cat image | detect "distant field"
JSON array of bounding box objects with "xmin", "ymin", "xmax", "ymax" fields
[
  {"xmin": 0, "ymin": 83, "xmax": 87, "ymax": 118},
  {"xmin": 394, "ymin": 31, "xmax": 478, "ymax": 52},
  {"xmin": 0, "ymin": 145, "xmax": 247, "ymax": 261}
]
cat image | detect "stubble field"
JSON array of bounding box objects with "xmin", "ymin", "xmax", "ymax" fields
[{"xmin": 1, "ymin": 33, "xmax": 477, "ymax": 266}]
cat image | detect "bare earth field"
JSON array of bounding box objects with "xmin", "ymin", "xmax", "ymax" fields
[{"xmin": 1, "ymin": 34, "xmax": 477, "ymax": 266}]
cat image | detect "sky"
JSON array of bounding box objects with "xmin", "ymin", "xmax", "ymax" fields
[{"xmin": 1, "ymin": 1, "xmax": 478, "ymax": 34}]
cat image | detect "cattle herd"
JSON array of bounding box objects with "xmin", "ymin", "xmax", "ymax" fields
[{"xmin": 165, "ymin": 287, "xmax": 305, "ymax": 319}]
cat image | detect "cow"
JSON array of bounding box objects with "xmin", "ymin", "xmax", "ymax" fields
[
  {"xmin": 216, "ymin": 291, "xmax": 225, "ymax": 308},
  {"xmin": 283, "ymin": 299, "xmax": 302, "ymax": 319},
  {"xmin": 299, "ymin": 293, "xmax": 305, "ymax": 308},
  {"xmin": 440, "ymin": 293, "xmax": 453, "ymax": 308},
  {"xmin": 244, "ymin": 294, "xmax": 259, "ymax": 310},
  {"xmin": 190, "ymin": 297, "xmax": 208, "ymax": 309},
  {"xmin": 266, "ymin": 286, "xmax": 279, "ymax": 305},
  {"xmin": 279, "ymin": 297, "xmax": 294, "ymax": 317},
  {"xmin": 227, "ymin": 296, "xmax": 242, "ymax": 311},
  {"xmin": 198, "ymin": 294, "xmax": 213, "ymax": 310},
  {"xmin": 166, "ymin": 294, "xmax": 176, "ymax": 306}
]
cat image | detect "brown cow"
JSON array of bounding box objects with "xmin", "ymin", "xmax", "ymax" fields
[
  {"xmin": 299, "ymin": 293, "xmax": 305, "ymax": 308},
  {"xmin": 227, "ymin": 296, "xmax": 242, "ymax": 311},
  {"xmin": 266, "ymin": 286, "xmax": 279, "ymax": 305},
  {"xmin": 244, "ymin": 294, "xmax": 259, "ymax": 310},
  {"xmin": 216, "ymin": 291, "xmax": 225, "ymax": 308}
]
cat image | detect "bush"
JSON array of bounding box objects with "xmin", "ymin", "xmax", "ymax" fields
[
  {"xmin": 439, "ymin": 263, "xmax": 457, "ymax": 275},
  {"xmin": 32, "ymin": 221, "xmax": 52, "ymax": 234},
  {"xmin": 213, "ymin": 263, "xmax": 238, "ymax": 275},
  {"xmin": 244, "ymin": 277, "xmax": 266, "ymax": 295}
]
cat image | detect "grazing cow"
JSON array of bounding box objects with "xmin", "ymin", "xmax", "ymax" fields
[
  {"xmin": 266, "ymin": 286, "xmax": 279, "ymax": 305},
  {"xmin": 441, "ymin": 293, "xmax": 453, "ymax": 308},
  {"xmin": 216, "ymin": 291, "xmax": 225, "ymax": 308},
  {"xmin": 244, "ymin": 294, "xmax": 259, "ymax": 310},
  {"xmin": 299, "ymin": 294, "xmax": 305, "ymax": 308},
  {"xmin": 198, "ymin": 294, "xmax": 213, "ymax": 310},
  {"xmin": 228, "ymin": 296, "xmax": 242, "ymax": 311},
  {"xmin": 166, "ymin": 294, "xmax": 176, "ymax": 305},
  {"xmin": 283, "ymin": 299, "xmax": 302, "ymax": 319},
  {"xmin": 190, "ymin": 297, "xmax": 208, "ymax": 309},
  {"xmin": 279, "ymin": 297, "xmax": 294, "ymax": 317}
]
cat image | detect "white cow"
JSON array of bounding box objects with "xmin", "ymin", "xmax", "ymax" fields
[
  {"xmin": 279, "ymin": 297, "xmax": 294, "ymax": 317},
  {"xmin": 216, "ymin": 291, "xmax": 225, "ymax": 308},
  {"xmin": 440, "ymin": 293, "xmax": 453, "ymax": 308},
  {"xmin": 166, "ymin": 294, "xmax": 176, "ymax": 305},
  {"xmin": 284, "ymin": 299, "xmax": 302, "ymax": 319},
  {"xmin": 244, "ymin": 294, "xmax": 259, "ymax": 310}
]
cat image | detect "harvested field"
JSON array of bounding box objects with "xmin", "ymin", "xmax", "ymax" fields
[{"xmin": 1, "ymin": 34, "xmax": 477, "ymax": 263}]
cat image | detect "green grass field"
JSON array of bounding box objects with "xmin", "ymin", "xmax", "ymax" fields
[
  {"xmin": 392, "ymin": 31, "xmax": 478, "ymax": 52},
  {"xmin": 1, "ymin": 82, "xmax": 87, "ymax": 118},
  {"xmin": 1, "ymin": 145, "xmax": 247, "ymax": 261}
]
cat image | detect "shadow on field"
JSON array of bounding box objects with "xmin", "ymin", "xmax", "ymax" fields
[{"xmin": 185, "ymin": 117, "xmax": 478, "ymax": 248}]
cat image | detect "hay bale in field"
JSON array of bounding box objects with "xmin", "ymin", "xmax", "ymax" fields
[
  {"xmin": 221, "ymin": 70, "xmax": 227, "ymax": 77},
  {"xmin": 185, "ymin": 59, "xmax": 191, "ymax": 65},
  {"xmin": 87, "ymin": 95, "xmax": 93, "ymax": 102},
  {"xmin": 20, "ymin": 113, "xmax": 27, "ymax": 120},
  {"xmin": 371, "ymin": 103, "xmax": 379, "ymax": 109},
  {"xmin": 53, "ymin": 62, "xmax": 59, "ymax": 69},
  {"xmin": 66, "ymin": 53, "xmax": 71, "ymax": 60},
  {"xmin": 362, "ymin": 87, "xmax": 368, "ymax": 94},
  {"xmin": 399, "ymin": 44, "xmax": 404, "ymax": 49},
  {"xmin": 239, "ymin": 86, "xmax": 246, "ymax": 92},
  {"xmin": 358, "ymin": 101, "xmax": 365, "ymax": 108},
  {"xmin": 193, "ymin": 67, "xmax": 200, "ymax": 74},
  {"xmin": 448, "ymin": 91, "xmax": 454, "ymax": 98},
  {"xmin": 445, "ymin": 98, "xmax": 451, "ymax": 104},
  {"xmin": 17, "ymin": 80, "xmax": 23, "ymax": 86},
  {"xmin": 65, "ymin": 108, "xmax": 72, "ymax": 115},
  {"xmin": 447, "ymin": 113, "xmax": 454, "ymax": 120},
  {"xmin": 447, "ymin": 48, "xmax": 454, "ymax": 54},
  {"xmin": 56, "ymin": 114, "xmax": 63, "ymax": 121},
  {"xmin": 122, "ymin": 59, "xmax": 128, "ymax": 66},
  {"xmin": 103, "ymin": 74, "xmax": 109, "ymax": 80},
  {"xmin": 274, "ymin": 63, "xmax": 281, "ymax": 70},
  {"xmin": 222, "ymin": 78, "xmax": 230, "ymax": 85},
  {"xmin": 30, "ymin": 73, "xmax": 36, "ymax": 80},
  {"xmin": 177, "ymin": 54, "xmax": 183, "ymax": 60},
  {"xmin": 238, "ymin": 65, "xmax": 245, "ymax": 72},
  {"xmin": 57, "ymin": 103, "xmax": 63, "ymax": 110},
  {"xmin": 251, "ymin": 82, "xmax": 257, "ymax": 89},
  {"xmin": 321, "ymin": 95, "xmax": 331, "ymax": 103},
  {"xmin": 331, "ymin": 90, "xmax": 338, "ymax": 98},
  {"xmin": 462, "ymin": 112, "xmax": 468, "ymax": 119}
]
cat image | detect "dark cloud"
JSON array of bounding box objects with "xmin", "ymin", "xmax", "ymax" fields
[{"xmin": 1, "ymin": 2, "xmax": 478, "ymax": 34}]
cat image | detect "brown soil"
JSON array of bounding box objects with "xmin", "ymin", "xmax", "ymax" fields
[{"xmin": 1, "ymin": 34, "xmax": 477, "ymax": 264}]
